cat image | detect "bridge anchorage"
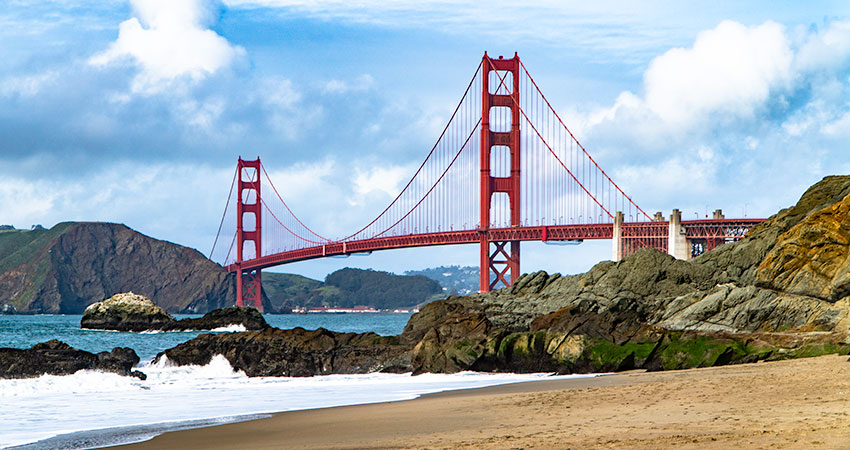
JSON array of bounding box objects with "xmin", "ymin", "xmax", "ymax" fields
[{"xmin": 210, "ymin": 53, "xmax": 764, "ymax": 310}]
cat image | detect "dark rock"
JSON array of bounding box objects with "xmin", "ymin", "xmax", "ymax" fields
[
  {"xmin": 401, "ymin": 300, "xmax": 493, "ymax": 374},
  {"xmin": 155, "ymin": 327, "xmax": 409, "ymax": 377},
  {"xmin": 163, "ymin": 306, "xmax": 268, "ymax": 331},
  {"xmin": 0, "ymin": 339, "xmax": 145, "ymax": 379}
]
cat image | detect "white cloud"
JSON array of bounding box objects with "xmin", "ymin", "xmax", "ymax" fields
[
  {"xmin": 322, "ymin": 74, "xmax": 375, "ymax": 94},
  {"xmin": 89, "ymin": 0, "xmax": 244, "ymax": 93},
  {"xmin": 573, "ymin": 19, "xmax": 850, "ymax": 154},
  {"xmin": 0, "ymin": 71, "xmax": 57, "ymax": 97},
  {"xmin": 178, "ymin": 97, "xmax": 226, "ymax": 129},
  {"xmin": 820, "ymin": 110, "xmax": 850, "ymax": 137},
  {"xmin": 263, "ymin": 159, "xmax": 336, "ymax": 201},
  {"xmin": 584, "ymin": 20, "xmax": 794, "ymax": 138},
  {"xmin": 350, "ymin": 165, "xmax": 411, "ymax": 206},
  {"xmin": 795, "ymin": 20, "xmax": 850, "ymax": 73},
  {"xmin": 642, "ymin": 20, "xmax": 793, "ymax": 127}
]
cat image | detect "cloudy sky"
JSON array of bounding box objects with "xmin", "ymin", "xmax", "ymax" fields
[{"xmin": 3, "ymin": 1, "xmax": 850, "ymax": 280}]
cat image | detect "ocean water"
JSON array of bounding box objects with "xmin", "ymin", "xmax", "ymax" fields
[
  {"xmin": 0, "ymin": 314, "xmax": 413, "ymax": 361},
  {"xmin": 0, "ymin": 314, "xmax": 594, "ymax": 449}
]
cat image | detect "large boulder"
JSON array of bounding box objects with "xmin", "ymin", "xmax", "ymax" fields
[
  {"xmin": 0, "ymin": 340, "xmax": 145, "ymax": 379},
  {"xmin": 402, "ymin": 300, "xmax": 493, "ymax": 374},
  {"xmin": 81, "ymin": 292, "xmax": 175, "ymax": 332}
]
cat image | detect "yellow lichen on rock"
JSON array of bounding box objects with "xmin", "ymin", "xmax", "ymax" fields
[
  {"xmin": 81, "ymin": 292, "xmax": 176, "ymax": 331},
  {"xmin": 83, "ymin": 292, "xmax": 166, "ymax": 316},
  {"xmin": 756, "ymin": 192, "xmax": 850, "ymax": 302}
]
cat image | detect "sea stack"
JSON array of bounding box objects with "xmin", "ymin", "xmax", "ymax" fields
[
  {"xmin": 81, "ymin": 292, "xmax": 175, "ymax": 332},
  {"xmin": 82, "ymin": 292, "xmax": 270, "ymax": 332}
]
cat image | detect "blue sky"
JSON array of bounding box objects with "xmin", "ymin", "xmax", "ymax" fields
[{"xmin": 3, "ymin": 1, "xmax": 850, "ymax": 280}]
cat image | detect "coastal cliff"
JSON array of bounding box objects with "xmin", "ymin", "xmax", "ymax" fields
[
  {"xmin": 158, "ymin": 176, "xmax": 850, "ymax": 376},
  {"xmin": 0, "ymin": 222, "xmax": 241, "ymax": 314}
]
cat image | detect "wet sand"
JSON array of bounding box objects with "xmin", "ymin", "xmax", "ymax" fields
[{"xmin": 115, "ymin": 354, "xmax": 850, "ymax": 449}]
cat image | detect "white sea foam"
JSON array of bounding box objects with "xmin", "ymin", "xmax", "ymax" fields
[
  {"xmin": 139, "ymin": 324, "xmax": 246, "ymax": 334},
  {"xmin": 0, "ymin": 356, "xmax": 599, "ymax": 449},
  {"xmin": 207, "ymin": 324, "xmax": 247, "ymax": 333}
]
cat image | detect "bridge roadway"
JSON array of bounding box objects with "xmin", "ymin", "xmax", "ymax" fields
[{"xmin": 226, "ymin": 218, "xmax": 764, "ymax": 272}]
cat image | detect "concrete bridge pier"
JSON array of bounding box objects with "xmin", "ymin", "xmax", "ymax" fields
[
  {"xmin": 667, "ymin": 209, "xmax": 689, "ymax": 260},
  {"xmin": 611, "ymin": 211, "xmax": 624, "ymax": 261},
  {"xmin": 612, "ymin": 208, "xmax": 730, "ymax": 262}
]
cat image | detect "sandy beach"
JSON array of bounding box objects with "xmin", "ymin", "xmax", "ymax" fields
[{"xmin": 112, "ymin": 354, "xmax": 850, "ymax": 449}]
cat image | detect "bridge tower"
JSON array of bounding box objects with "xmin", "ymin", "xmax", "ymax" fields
[
  {"xmin": 480, "ymin": 53, "xmax": 521, "ymax": 292},
  {"xmin": 236, "ymin": 157, "xmax": 263, "ymax": 311}
]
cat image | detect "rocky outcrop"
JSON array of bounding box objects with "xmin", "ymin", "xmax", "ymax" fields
[
  {"xmin": 82, "ymin": 293, "xmax": 269, "ymax": 332},
  {"xmin": 389, "ymin": 176, "xmax": 850, "ymax": 374},
  {"xmin": 0, "ymin": 222, "xmax": 257, "ymax": 314},
  {"xmin": 756, "ymin": 191, "xmax": 850, "ymax": 301},
  {"xmin": 82, "ymin": 292, "xmax": 175, "ymax": 331},
  {"xmin": 163, "ymin": 306, "xmax": 268, "ymax": 331},
  {"xmin": 155, "ymin": 327, "xmax": 410, "ymax": 377},
  {"xmin": 0, "ymin": 340, "xmax": 145, "ymax": 379}
]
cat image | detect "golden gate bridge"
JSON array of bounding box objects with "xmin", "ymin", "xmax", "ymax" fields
[{"xmin": 210, "ymin": 53, "xmax": 763, "ymax": 311}]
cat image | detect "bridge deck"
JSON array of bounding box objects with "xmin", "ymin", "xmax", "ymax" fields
[{"xmin": 227, "ymin": 219, "xmax": 764, "ymax": 272}]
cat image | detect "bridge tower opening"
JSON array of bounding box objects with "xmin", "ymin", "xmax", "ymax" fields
[
  {"xmin": 236, "ymin": 157, "xmax": 263, "ymax": 311},
  {"xmin": 480, "ymin": 53, "xmax": 521, "ymax": 292}
]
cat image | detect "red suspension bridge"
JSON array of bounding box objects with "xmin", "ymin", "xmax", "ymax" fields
[{"xmin": 210, "ymin": 53, "xmax": 763, "ymax": 311}]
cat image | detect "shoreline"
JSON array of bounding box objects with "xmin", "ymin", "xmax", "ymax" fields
[
  {"xmin": 4, "ymin": 370, "xmax": 586, "ymax": 450},
  {"xmin": 110, "ymin": 354, "xmax": 850, "ymax": 450}
]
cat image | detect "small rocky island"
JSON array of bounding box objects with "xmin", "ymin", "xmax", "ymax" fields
[
  {"xmin": 156, "ymin": 175, "xmax": 850, "ymax": 377},
  {"xmin": 81, "ymin": 292, "xmax": 269, "ymax": 332},
  {"xmin": 0, "ymin": 340, "xmax": 145, "ymax": 379}
]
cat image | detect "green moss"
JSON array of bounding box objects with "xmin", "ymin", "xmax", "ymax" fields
[
  {"xmin": 455, "ymin": 339, "xmax": 472, "ymax": 350},
  {"xmin": 498, "ymin": 333, "xmax": 521, "ymax": 356},
  {"xmin": 585, "ymin": 339, "xmax": 655, "ymax": 368},
  {"xmin": 510, "ymin": 334, "xmax": 534, "ymax": 357},
  {"xmin": 653, "ymin": 333, "xmax": 761, "ymax": 370},
  {"xmin": 533, "ymin": 330, "xmax": 547, "ymax": 343},
  {"xmin": 769, "ymin": 343, "xmax": 850, "ymax": 360}
]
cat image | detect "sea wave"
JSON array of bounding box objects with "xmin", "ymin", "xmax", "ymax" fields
[{"xmin": 0, "ymin": 356, "xmax": 597, "ymax": 449}]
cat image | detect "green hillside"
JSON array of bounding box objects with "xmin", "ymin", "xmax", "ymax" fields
[
  {"xmin": 404, "ymin": 265, "xmax": 479, "ymax": 295},
  {"xmin": 262, "ymin": 268, "xmax": 444, "ymax": 312}
]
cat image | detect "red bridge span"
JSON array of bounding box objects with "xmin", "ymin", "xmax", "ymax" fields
[{"xmin": 210, "ymin": 53, "xmax": 764, "ymax": 310}]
